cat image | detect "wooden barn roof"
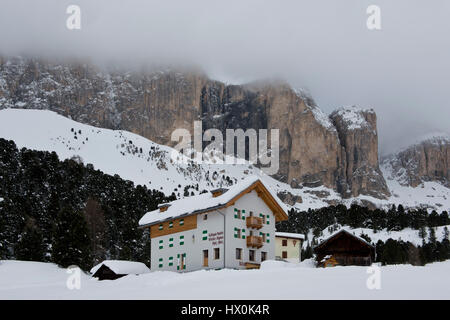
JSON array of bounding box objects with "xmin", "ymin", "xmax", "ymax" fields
[{"xmin": 314, "ymin": 229, "xmax": 375, "ymax": 251}]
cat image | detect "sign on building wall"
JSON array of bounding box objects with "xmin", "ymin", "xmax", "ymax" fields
[{"xmin": 209, "ymin": 231, "xmax": 224, "ymax": 246}]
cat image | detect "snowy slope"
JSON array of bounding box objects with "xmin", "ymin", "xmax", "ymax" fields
[
  {"xmin": 0, "ymin": 108, "xmax": 338, "ymax": 208},
  {"xmin": 1, "ymin": 260, "xmax": 450, "ymax": 299},
  {"xmin": 0, "ymin": 108, "xmax": 448, "ymax": 212}
]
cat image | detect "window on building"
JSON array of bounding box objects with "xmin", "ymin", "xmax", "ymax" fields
[
  {"xmin": 261, "ymin": 233, "xmax": 266, "ymax": 242},
  {"xmin": 236, "ymin": 248, "xmax": 242, "ymax": 260},
  {"xmin": 261, "ymin": 252, "xmax": 267, "ymax": 262},
  {"xmin": 282, "ymin": 239, "xmax": 288, "ymax": 247},
  {"xmin": 237, "ymin": 228, "xmax": 241, "ymax": 238},
  {"xmin": 203, "ymin": 214, "xmax": 208, "ymax": 220},
  {"xmin": 179, "ymin": 219, "xmax": 184, "ymax": 226},
  {"xmin": 169, "ymin": 221, "xmax": 173, "ymax": 228},
  {"xmin": 282, "ymin": 251, "xmax": 288, "ymax": 259},
  {"xmin": 202, "ymin": 230, "xmax": 208, "ymax": 240},
  {"xmin": 214, "ymin": 248, "xmax": 220, "ymax": 260},
  {"xmin": 249, "ymin": 211, "xmax": 253, "ymax": 217},
  {"xmin": 158, "ymin": 224, "xmax": 163, "ymax": 230},
  {"xmin": 236, "ymin": 210, "xmax": 241, "ymax": 219},
  {"xmin": 249, "ymin": 250, "xmax": 255, "ymax": 262}
]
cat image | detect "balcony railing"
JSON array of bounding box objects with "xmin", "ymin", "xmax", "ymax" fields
[
  {"xmin": 246, "ymin": 235, "xmax": 263, "ymax": 248},
  {"xmin": 246, "ymin": 216, "xmax": 263, "ymax": 229}
]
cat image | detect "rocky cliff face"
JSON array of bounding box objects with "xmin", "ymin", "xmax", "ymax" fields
[
  {"xmin": 0, "ymin": 56, "xmax": 390, "ymax": 198},
  {"xmin": 382, "ymin": 135, "xmax": 450, "ymax": 188},
  {"xmin": 330, "ymin": 107, "xmax": 389, "ymax": 198}
]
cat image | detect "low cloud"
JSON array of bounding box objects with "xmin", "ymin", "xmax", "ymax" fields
[{"xmin": 1, "ymin": 0, "xmax": 449, "ymax": 155}]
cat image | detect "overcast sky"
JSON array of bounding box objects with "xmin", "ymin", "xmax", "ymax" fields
[{"xmin": 1, "ymin": 0, "xmax": 449, "ymax": 155}]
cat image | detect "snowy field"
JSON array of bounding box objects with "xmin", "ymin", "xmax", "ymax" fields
[{"xmin": 1, "ymin": 260, "xmax": 449, "ymax": 300}]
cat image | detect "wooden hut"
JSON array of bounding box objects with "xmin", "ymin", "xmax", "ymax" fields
[
  {"xmin": 314, "ymin": 230, "xmax": 375, "ymax": 267},
  {"xmin": 90, "ymin": 260, "xmax": 150, "ymax": 280}
]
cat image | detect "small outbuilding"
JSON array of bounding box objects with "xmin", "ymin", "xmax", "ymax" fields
[
  {"xmin": 314, "ymin": 229, "xmax": 375, "ymax": 267},
  {"xmin": 90, "ymin": 260, "xmax": 150, "ymax": 280},
  {"xmin": 275, "ymin": 232, "xmax": 305, "ymax": 262}
]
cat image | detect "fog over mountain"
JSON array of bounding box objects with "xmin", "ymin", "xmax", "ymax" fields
[{"xmin": 1, "ymin": 0, "xmax": 449, "ymax": 155}]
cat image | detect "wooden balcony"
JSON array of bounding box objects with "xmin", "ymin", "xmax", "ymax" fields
[
  {"xmin": 246, "ymin": 235, "xmax": 263, "ymax": 248},
  {"xmin": 246, "ymin": 216, "xmax": 263, "ymax": 229}
]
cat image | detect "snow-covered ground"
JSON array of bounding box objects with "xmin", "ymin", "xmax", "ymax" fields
[{"xmin": 0, "ymin": 260, "xmax": 449, "ymax": 299}]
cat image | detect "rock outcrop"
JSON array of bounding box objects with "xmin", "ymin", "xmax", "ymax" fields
[
  {"xmin": 382, "ymin": 135, "xmax": 450, "ymax": 187},
  {"xmin": 0, "ymin": 56, "xmax": 390, "ymax": 198},
  {"xmin": 330, "ymin": 107, "xmax": 390, "ymax": 198}
]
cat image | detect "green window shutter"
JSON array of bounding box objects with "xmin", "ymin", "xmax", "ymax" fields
[
  {"xmin": 202, "ymin": 230, "xmax": 208, "ymax": 241},
  {"xmin": 180, "ymin": 235, "xmax": 184, "ymax": 245},
  {"xmin": 266, "ymin": 215, "xmax": 270, "ymax": 224},
  {"xmin": 242, "ymin": 229, "xmax": 246, "ymax": 239},
  {"xmin": 266, "ymin": 233, "xmax": 270, "ymax": 243},
  {"xmin": 159, "ymin": 239, "xmax": 163, "ymax": 249},
  {"xmin": 242, "ymin": 210, "xmax": 246, "ymax": 220},
  {"xmin": 169, "ymin": 237, "xmax": 174, "ymax": 247},
  {"xmin": 158, "ymin": 258, "xmax": 163, "ymax": 268},
  {"xmin": 234, "ymin": 227, "xmax": 238, "ymax": 238},
  {"xmin": 158, "ymin": 224, "xmax": 163, "ymax": 230},
  {"xmin": 169, "ymin": 221, "xmax": 173, "ymax": 228},
  {"xmin": 169, "ymin": 256, "xmax": 173, "ymax": 266},
  {"xmin": 180, "ymin": 219, "xmax": 184, "ymax": 226},
  {"xmin": 234, "ymin": 208, "xmax": 238, "ymax": 218}
]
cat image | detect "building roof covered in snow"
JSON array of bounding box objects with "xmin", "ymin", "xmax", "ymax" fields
[
  {"xmin": 314, "ymin": 229, "xmax": 375, "ymax": 250},
  {"xmin": 90, "ymin": 260, "xmax": 150, "ymax": 276},
  {"xmin": 275, "ymin": 232, "xmax": 305, "ymax": 240},
  {"xmin": 138, "ymin": 176, "xmax": 289, "ymax": 227}
]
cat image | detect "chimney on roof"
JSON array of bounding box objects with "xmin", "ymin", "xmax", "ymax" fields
[
  {"xmin": 158, "ymin": 203, "xmax": 171, "ymax": 212},
  {"xmin": 211, "ymin": 188, "xmax": 228, "ymax": 198}
]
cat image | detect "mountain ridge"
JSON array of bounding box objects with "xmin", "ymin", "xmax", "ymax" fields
[{"xmin": 0, "ymin": 55, "xmax": 390, "ymax": 199}]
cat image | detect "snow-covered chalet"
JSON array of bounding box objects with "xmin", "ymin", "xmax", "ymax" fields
[{"xmin": 138, "ymin": 177, "xmax": 289, "ymax": 272}]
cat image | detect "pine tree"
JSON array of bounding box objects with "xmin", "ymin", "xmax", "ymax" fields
[
  {"xmin": 443, "ymin": 226, "xmax": 449, "ymax": 241},
  {"xmin": 428, "ymin": 226, "xmax": 437, "ymax": 244},
  {"xmin": 418, "ymin": 226, "xmax": 427, "ymax": 240},
  {"xmin": 14, "ymin": 219, "xmax": 46, "ymax": 261},
  {"xmin": 51, "ymin": 206, "xmax": 92, "ymax": 271},
  {"xmin": 83, "ymin": 198, "xmax": 106, "ymax": 265}
]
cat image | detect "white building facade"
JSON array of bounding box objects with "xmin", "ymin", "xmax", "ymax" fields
[{"xmin": 138, "ymin": 178, "xmax": 288, "ymax": 272}]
